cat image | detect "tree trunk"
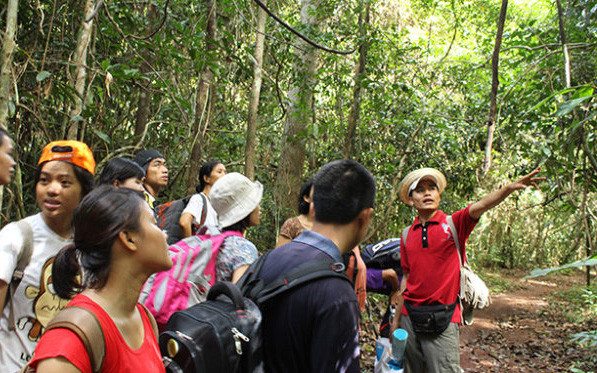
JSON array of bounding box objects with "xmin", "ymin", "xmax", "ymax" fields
[
  {"xmin": 0, "ymin": 0, "xmax": 19, "ymax": 130},
  {"xmin": 67, "ymin": 0, "xmax": 96, "ymax": 140},
  {"xmin": 482, "ymin": 0, "xmax": 508, "ymax": 175},
  {"xmin": 274, "ymin": 0, "xmax": 321, "ymax": 215},
  {"xmin": 555, "ymin": 0, "xmax": 571, "ymax": 89},
  {"xmin": 134, "ymin": 5, "xmax": 158, "ymax": 142},
  {"xmin": 343, "ymin": 0, "xmax": 370, "ymax": 159},
  {"xmin": 186, "ymin": 0, "xmax": 217, "ymax": 192},
  {"xmin": 244, "ymin": 0, "xmax": 267, "ymax": 180}
]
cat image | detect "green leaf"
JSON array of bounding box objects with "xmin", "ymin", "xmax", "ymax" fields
[
  {"xmin": 36, "ymin": 71, "xmax": 51, "ymax": 82},
  {"xmin": 526, "ymin": 257, "xmax": 597, "ymax": 278},
  {"xmin": 101, "ymin": 60, "xmax": 110, "ymax": 70},
  {"xmin": 92, "ymin": 128, "xmax": 111, "ymax": 144},
  {"xmin": 7, "ymin": 101, "xmax": 15, "ymax": 118},
  {"xmin": 571, "ymin": 85, "xmax": 594, "ymax": 99},
  {"xmin": 555, "ymin": 96, "xmax": 593, "ymax": 117}
]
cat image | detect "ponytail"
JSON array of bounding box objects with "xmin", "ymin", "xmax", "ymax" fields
[{"xmin": 52, "ymin": 244, "xmax": 83, "ymax": 299}]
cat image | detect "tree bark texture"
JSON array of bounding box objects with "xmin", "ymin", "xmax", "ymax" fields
[
  {"xmin": 343, "ymin": 0, "xmax": 370, "ymax": 159},
  {"xmin": 244, "ymin": 0, "xmax": 267, "ymax": 180},
  {"xmin": 274, "ymin": 0, "xmax": 321, "ymax": 215},
  {"xmin": 186, "ymin": 0, "xmax": 217, "ymax": 192},
  {"xmin": 135, "ymin": 5, "xmax": 158, "ymax": 142},
  {"xmin": 0, "ymin": 0, "xmax": 19, "ymax": 130},
  {"xmin": 482, "ymin": 0, "xmax": 508, "ymax": 175},
  {"xmin": 67, "ymin": 0, "xmax": 96, "ymax": 140},
  {"xmin": 555, "ymin": 0, "xmax": 571, "ymax": 89}
]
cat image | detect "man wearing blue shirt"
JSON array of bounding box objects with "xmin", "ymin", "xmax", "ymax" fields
[{"xmin": 259, "ymin": 159, "xmax": 376, "ymax": 373}]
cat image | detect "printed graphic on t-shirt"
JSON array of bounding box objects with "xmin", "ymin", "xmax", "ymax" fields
[{"xmin": 19, "ymin": 257, "xmax": 69, "ymax": 341}]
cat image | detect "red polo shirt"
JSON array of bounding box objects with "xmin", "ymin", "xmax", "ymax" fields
[{"xmin": 400, "ymin": 206, "xmax": 477, "ymax": 324}]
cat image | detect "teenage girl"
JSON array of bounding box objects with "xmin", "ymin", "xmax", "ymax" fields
[
  {"xmin": 0, "ymin": 141, "xmax": 95, "ymax": 371},
  {"xmin": 97, "ymin": 157, "xmax": 145, "ymax": 192},
  {"xmin": 179, "ymin": 160, "xmax": 227, "ymax": 238}
]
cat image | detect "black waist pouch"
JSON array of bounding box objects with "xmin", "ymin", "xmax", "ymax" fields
[{"xmin": 404, "ymin": 301, "xmax": 457, "ymax": 335}]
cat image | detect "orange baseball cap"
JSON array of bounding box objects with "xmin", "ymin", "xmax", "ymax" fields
[{"xmin": 38, "ymin": 140, "xmax": 96, "ymax": 175}]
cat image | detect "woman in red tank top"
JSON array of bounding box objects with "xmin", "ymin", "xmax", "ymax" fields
[{"xmin": 28, "ymin": 186, "xmax": 173, "ymax": 373}]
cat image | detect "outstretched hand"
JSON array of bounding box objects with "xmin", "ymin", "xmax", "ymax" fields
[{"xmin": 509, "ymin": 167, "xmax": 546, "ymax": 191}]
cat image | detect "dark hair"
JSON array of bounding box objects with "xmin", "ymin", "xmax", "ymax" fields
[
  {"xmin": 97, "ymin": 157, "xmax": 145, "ymax": 187},
  {"xmin": 35, "ymin": 161, "xmax": 95, "ymax": 198},
  {"xmin": 52, "ymin": 186, "xmax": 145, "ymax": 299},
  {"xmin": 222, "ymin": 214, "xmax": 251, "ymax": 233},
  {"xmin": 312, "ymin": 160, "xmax": 376, "ymax": 224},
  {"xmin": 0, "ymin": 128, "xmax": 9, "ymax": 146},
  {"xmin": 297, "ymin": 179, "xmax": 314, "ymax": 215},
  {"xmin": 197, "ymin": 160, "xmax": 223, "ymax": 193},
  {"xmin": 133, "ymin": 148, "xmax": 164, "ymax": 172}
]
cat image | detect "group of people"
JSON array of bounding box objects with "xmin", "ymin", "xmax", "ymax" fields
[{"xmin": 0, "ymin": 132, "xmax": 544, "ymax": 373}]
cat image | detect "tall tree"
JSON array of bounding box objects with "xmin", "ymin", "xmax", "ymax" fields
[
  {"xmin": 67, "ymin": 0, "xmax": 97, "ymax": 140},
  {"xmin": 186, "ymin": 0, "xmax": 218, "ymax": 192},
  {"xmin": 274, "ymin": 0, "xmax": 322, "ymax": 214},
  {"xmin": 135, "ymin": 5, "xmax": 158, "ymax": 142},
  {"xmin": 0, "ymin": 0, "xmax": 19, "ymax": 130},
  {"xmin": 343, "ymin": 0, "xmax": 370, "ymax": 159},
  {"xmin": 245, "ymin": 1, "xmax": 268, "ymax": 180},
  {"xmin": 482, "ymin": 0, "xmax": 508, "ymax": 175}
]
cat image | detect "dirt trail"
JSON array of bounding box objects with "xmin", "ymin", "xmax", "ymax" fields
[
  {"xmin": 459, "ymin": 271, "xmax": 595, "ymax": 372},
  {"xmin": 361, "ymin": 270, "xmax": 596, "ymax": 372}
]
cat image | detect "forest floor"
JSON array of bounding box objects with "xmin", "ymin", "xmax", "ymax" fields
[{"xmin": 361, "ymin": 269, "xmax": 597, "ymax": 372}]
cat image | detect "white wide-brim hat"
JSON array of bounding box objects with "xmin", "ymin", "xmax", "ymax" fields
[
  {"xmin": 210, "ymin": 172, "xmax": 263, "ymax": 228},
  {"xmin": 398, "ymin": 168, "xmax": 447, "ymax": 205}
]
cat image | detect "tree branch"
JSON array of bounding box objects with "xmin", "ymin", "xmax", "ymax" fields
[{"xmin": 251, "ymin": 0, "xmax": 356, "ymax": 55}]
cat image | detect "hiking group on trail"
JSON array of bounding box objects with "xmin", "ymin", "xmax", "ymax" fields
[{"xmin": 0, "ymin": 134, "xmax": 544, "ymax": 372}]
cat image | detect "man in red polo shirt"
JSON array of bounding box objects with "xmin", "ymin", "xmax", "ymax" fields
[{"xmin": 396, "ymin": 167, "xmax": 544, "ymax": 372}]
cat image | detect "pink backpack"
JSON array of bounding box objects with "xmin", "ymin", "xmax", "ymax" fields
[{"xmin": 139, "ymin": 231, "xmax": 242, "ymax": 328}]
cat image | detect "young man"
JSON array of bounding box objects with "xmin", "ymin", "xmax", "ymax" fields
[
  {"xmin": 396, "ymin": 167, "xmax": 544, "ymax": 373},
  {"xmin": 133, "ymin": 148, "xmax": 168, "ymax": 209},
  {"xmin": 258, "ymin": 159, "xmax": 376, "ymax": 373}
]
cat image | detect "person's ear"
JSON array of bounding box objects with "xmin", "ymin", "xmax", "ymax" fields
[
  {"xmin": 407, "ymin": 197, "xmax": 414, "ymax": 207},
  {"xmin": 309, "ymin": 201, "xmax": 315, "ymax": 220},
  {"xmin": 112, "ymin": 180, "xmax": 121, "ymax": 188},
  {"xmin": 359, "ymin": 207, "xmax": 374, "ymax": 229},
  {"xmin": 117, "ymin": 230, "xmax": 138, "ymax": 252}
]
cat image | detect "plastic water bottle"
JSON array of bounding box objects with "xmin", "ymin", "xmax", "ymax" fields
[{"xmin": 388, "ymin": 328, "xmax": 408, "ymax": 372}]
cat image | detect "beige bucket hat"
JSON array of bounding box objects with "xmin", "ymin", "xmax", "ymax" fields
[
  {"xmin": 398, "ymin": 168, "xmax": 447, "ymax": 205},
  {"xmin": 210, "ymin": 172, "xmax": 263, "ymax": 228}
]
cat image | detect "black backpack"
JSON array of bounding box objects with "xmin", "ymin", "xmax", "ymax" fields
[
  {"xmin": 159, "ymin": 251, "xmax": 350, "ymax": 373},
  {"xmin": 155, "ymin": 194, "xmax": 207, "ymax": 245},
  {"xmin": 361, "ymin": 238, "xmax": 402, "ymax": 273}
]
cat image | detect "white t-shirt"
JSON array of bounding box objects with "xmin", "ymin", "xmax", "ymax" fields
[
  {"xmin": 182, "ymin": 192, "xmax": 218, "ymax": 228},
  {"xmin": 0, "ymin": 213, "xmax": 72, "ymax": 371}
]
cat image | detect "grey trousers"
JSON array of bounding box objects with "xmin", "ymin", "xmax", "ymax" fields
[{"xmin": 401, "ymin": 316, "xmax": 460, "ymax": 373}]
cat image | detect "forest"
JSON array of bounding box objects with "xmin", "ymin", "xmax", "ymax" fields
[{"xmin": 0, "ymin": 0, "xmax": 596, "ymax": 369}]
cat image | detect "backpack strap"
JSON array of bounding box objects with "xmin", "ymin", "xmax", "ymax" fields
[
  {"xmin": 251, "ymin": 256, "xmax": 350, "ymax": 306},
  {"xmin": 445, "ymin": 216, "xmax": 463, "ymax": 267},
  {"xmin": 139, "ymin": 303, "xmax": 159, "ymax": 340},
  {"xmin": 7, "ymin": 220, "xmax": 34, "ymax": 331},
  {"xmin": 46, "ymin": 306, "xmax": 106, "ymax": 373},
  {"xmin": 198, "ymin": 193, "xmax": 208, "ymax": 227},
  {"xmin": 401, "ymin": 226, "xmax": 410, "ymax": 247},
  {"xmin": 446, "ymin": 215, "xmax": 468, "ymax": 324}
]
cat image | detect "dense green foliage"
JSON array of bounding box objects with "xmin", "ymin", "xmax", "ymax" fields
[{"xmin": 0, "ymin": 0, "xmax": 595, "ymax": 272}]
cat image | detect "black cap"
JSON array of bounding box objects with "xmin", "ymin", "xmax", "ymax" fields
[{"xmin": 133, "ymin": 149, "xmax": 164, "ymax": 172}]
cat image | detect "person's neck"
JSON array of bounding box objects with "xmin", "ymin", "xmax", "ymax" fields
[
  {"xmin": 144, "ymin": 183, "xmax": 159, "ymax": 198},
  {"xmin": 84, "ymin": 263, "xmax": 146, "ymax": 318},
  {"xmin": 298, "ymin": 214, "xmax": 314, "ymax": 231},
  {"xmin": 42, "ymin": 214, "xmax": 72, "ymax": 238},
  {"xmin": 202, "ymin": 185, "xmax": 211, "ymax": 197},
  {"xmin": 417, "ymin": 209, "xmax": 439, "ymax": 225},
  {"xmin": 310, "ymin": 221, "xmax": 358, "ymax": 255}
]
